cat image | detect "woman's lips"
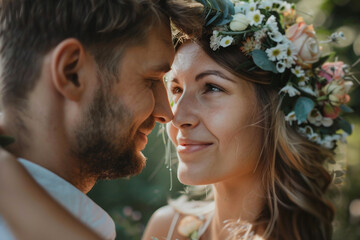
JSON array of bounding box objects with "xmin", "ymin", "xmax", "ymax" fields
[{"xmin": 177, "ymin": 143, "xmax": 213, "ymax": 154}]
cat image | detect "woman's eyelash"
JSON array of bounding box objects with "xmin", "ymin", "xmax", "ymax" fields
[
  {"xmin": 170, "ymin": 86, "xmax": 182, "ymax": 94},
  {"xmin": 204, "ymin": 83, "xmax": 224, "ymax": 93}
]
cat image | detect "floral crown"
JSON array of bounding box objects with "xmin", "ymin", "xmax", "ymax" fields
[{"xmin": 195, "ymin": 0, "xmax": 356, "ymax": 150}]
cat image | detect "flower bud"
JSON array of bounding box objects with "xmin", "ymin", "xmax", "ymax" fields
[{"xmin": 230, "ymin": 13, "xmax": 250, "ymax": 31}]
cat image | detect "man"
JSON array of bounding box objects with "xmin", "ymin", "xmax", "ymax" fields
[{"xmin": 0, "ymin": 0, "xmax": 201, "ymax": 239}]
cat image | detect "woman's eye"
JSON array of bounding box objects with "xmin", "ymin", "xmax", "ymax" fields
[
  {"xmin": 204, "ymin": 83, "xmax": 223, "ymax": 93},
  {"xmin": 171, "ymin": 86, "xmax": 183, "ymax": 95}
]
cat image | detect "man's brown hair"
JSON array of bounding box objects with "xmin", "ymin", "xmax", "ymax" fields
[{"xmin": 0, "ymin": 0, "xmax": 202, "ymax": 108}]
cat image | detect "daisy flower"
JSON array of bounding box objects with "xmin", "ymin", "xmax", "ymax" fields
[
  {"xmin": 248, "ymin": 2, "xmax": 257, "ymax": 12},
  {"xmin": 220, "ymin": 36, "xmax": 234, "ymax": 48},
  {"xmin": 247, "ymin": 10, "xmax": 264, "ymax": 26},
  {"xmin": 259, "ymin": 0, "xmax": 274, "ymax": 11},
  {"xmin": 298, "ymin": 76, "xmax": 309, "ymax": 86},
  {"xmin": 266, "ymin": 45, "xmax": 286, "ymax": 61},
  {"xmin": 291, "ymin": 66, "xmax": 305, "ymax": 77}
]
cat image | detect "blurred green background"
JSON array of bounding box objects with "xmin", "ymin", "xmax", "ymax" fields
[{"xmin": 88, "ymin": 0, "xmax": 360, "ymax": 239}]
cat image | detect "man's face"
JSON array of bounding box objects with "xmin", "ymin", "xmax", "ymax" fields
[{"xmin": 72, "ymin": 25, "xmax": 174, "ymax": 180}]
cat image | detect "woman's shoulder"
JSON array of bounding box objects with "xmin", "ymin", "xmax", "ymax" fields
[{"xmin": 142, "ymin": 205, "xmax": 181, "ymax": 240}]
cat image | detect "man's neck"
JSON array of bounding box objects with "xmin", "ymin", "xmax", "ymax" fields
[{"xmin": 2, "ymin": 116, "xmax": 96, "ymax": 194}]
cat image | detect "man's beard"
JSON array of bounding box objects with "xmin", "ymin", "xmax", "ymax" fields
[{"xmin": 71, "ymin": 88, "xmax": 147, "ymax": 180}]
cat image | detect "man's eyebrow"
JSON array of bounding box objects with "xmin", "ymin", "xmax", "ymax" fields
[
  {"xmin": 195, "ymin": 70, "xmax": 235, "ymax": 83},
  {"xmin": 151, "ymin": 63, "xmax": 171, "ymax": 73}
]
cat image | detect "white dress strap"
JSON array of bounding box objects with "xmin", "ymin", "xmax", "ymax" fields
[
  {"xmin": 166, "ymin": 211, "xmax": 180, "ymax": 240},
  {"xmin": 197, "ymin": 212, "xmax": 213, "ymax": 238}
]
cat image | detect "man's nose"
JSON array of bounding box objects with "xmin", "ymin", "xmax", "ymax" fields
[{"xmin": 152, "ymin": 82, "xmax": 173, "ymax": 123}]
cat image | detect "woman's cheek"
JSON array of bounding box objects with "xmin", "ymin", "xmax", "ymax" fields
[{"xmin": 166, "ymin": 122, "xmax": 177, "ymax": 145}]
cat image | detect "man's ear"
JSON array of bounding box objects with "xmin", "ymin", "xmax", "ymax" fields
[{"xmin": 50, "ymin": 38, "xmax": 90, "ymax": 102}]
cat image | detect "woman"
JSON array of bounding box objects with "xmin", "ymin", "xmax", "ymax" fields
[
  {"xmin": 143, "ymin": 0, "xmax": 353, "ymax": 239},
  {"xmin": 0, "ymin": 0, "xmax": 353, "ymax": 239}
]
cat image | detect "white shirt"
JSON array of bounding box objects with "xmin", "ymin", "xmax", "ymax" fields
[{"xmin": 0, "ymin": 158, "xmax": 116, "ymax": 240}]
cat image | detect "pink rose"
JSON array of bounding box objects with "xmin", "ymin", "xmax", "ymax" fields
[
  {"xmin": 319, "ymin": 61, "xmax": 346, "ymax": 82},
  {"xmin": 286, "ymin": 22, "xmax": 321, "ymax": 68}
]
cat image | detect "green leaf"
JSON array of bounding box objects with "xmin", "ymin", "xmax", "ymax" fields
[
  {"xmin": 338, "ymin": 118, "xmax": 352, "ymax": 135},
  {"xmin": 190, "ymin": 230, "xmax": 199, "ymax": 240},
  {"xmin": 312, "ymin": 54, "xmax": 331, "ymax": 69},
  {"xmin": 250, "ymin": 50, "xmax": 278, "ymax": 73},
  {"xmin": 340, "ymin": 104, "xmax": 354, "ymax": 113},
  {"xmin": 294, "ymin": 97, "xmax": 315, "ymax": 123},
  {"xmin": 207, "ymin": 10, "xmax": 220, "ymax": 26},
  {"xmin": 195, "ymin": 0, "xmax": 234, "ymax": 26},
  {"xmin": 0, "ymin": 135, "xmax": 15, "ymax": 147}
]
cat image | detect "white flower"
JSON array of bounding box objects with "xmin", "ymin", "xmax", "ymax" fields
[
  {"xmin": 276, "ymin": 60, "xmax": 286, "ymax": 73},
  {"xmin": 283, "ymin": 42, "xmax": 297, "ymax": 64},
  {"xmin": 254, "ymin": 29, "xmax": 268, "ymax": 42},
  {"xmin": 268, "ymin": 31, "xmax": 284, "ymax": 43},
  {"xmin": 279, "ymin": 83, "xmax": 300, "ymax": 97},
  {"xmin": 297, "ymin": 76, "xmax": 308, "ymax": 87},
  {"xmin": 259, "ymin": 0, "xmax": 273, "ymax": 11},
  {"xmin": 285, "ymin": 111, "xmax": 297, "ymax": 126},
  {"xmin": 320, "ymin": 135, "xmax": 340, "ymax": 149},
  {"xmin": 220, "ymin": 36, "xmax": 234, "ymax": 48},
  {"xmin": 230, "ymin": 13, "xmax": 250, "ymax": 31},
  {"xmin": 247, "ymin": 10, "xmax": 264, "ymax": 26},
  {"xmin": 277, "ymin": 1, "xmax": 292, "ymax": 12},
  {"xmin": 308, "ymin": 132, "xmax": 320, "ymax": 143},
  {"xmin": 308, "ymin": 109, "xmax": 334, "ymax": 127},
  {"xmin": 265, "ymin": 15, "xmax": 279, "ymax": 32},
  {"xmin": 301, "ymin": 125, "xmax": 320, "ymax": 143},
  {"xmin": 234, "ymin": 2, "xmax": 250, "ymax": 14},
  {"xmin": 248, "ymin": 2, "xmax": 257, "ymax": 12},
  {"xmin": 291, "ymin": 66, "xmax": 305, "ymax": 77},
  {"xmin": 308, "ymin": 109, "xmax": 323, "ymax": 126},
  {"xmin": 299, "ymin": 125, "xmax": 313, "ymax": 135},
  {"xmin": 210, "ymin": 30, "xmax": 222, "ymax": 51},
  {"xmin": 266, "ymin": 45, "xmax": 286, "ymax": 61},
  {"xmin": 322, "ymin": 117, "xmax": 333, "ymax": 127}
]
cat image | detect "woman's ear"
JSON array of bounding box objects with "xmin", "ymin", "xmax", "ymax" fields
[{"xmin": 50, "ymin": 38, "xmax": 90, "ymax": 102}]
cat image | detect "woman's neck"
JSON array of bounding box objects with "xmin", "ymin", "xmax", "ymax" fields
[{"xmin": 207, "ymin": 173, "xmax": 265, "ymax": 239}]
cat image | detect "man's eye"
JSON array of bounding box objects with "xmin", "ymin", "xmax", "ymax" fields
[
  {"xmin": 204, "ymin": 83, "xmax": 223, "ymax": 93},
  {"xmin": 146, "ymin": 78, "xmax": 159, "ymax": 88}
]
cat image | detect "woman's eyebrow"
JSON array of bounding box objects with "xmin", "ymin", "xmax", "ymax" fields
[{"xmin": 195, "ymin": 70, "xmax": 235, "ymax": 83}]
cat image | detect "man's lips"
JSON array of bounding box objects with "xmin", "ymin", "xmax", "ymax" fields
[
  {"xmin": 136, "ymin": 131, "xmax": 148, "ymax": 150},
  {"xmin": 136, "ymin": 128, "xmax": 153, "ymax": 151}
]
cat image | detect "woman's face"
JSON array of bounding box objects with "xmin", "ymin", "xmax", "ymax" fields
[{"xmin": 167, "ymin": 42, "xmax": 263, "ymax": 186}]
